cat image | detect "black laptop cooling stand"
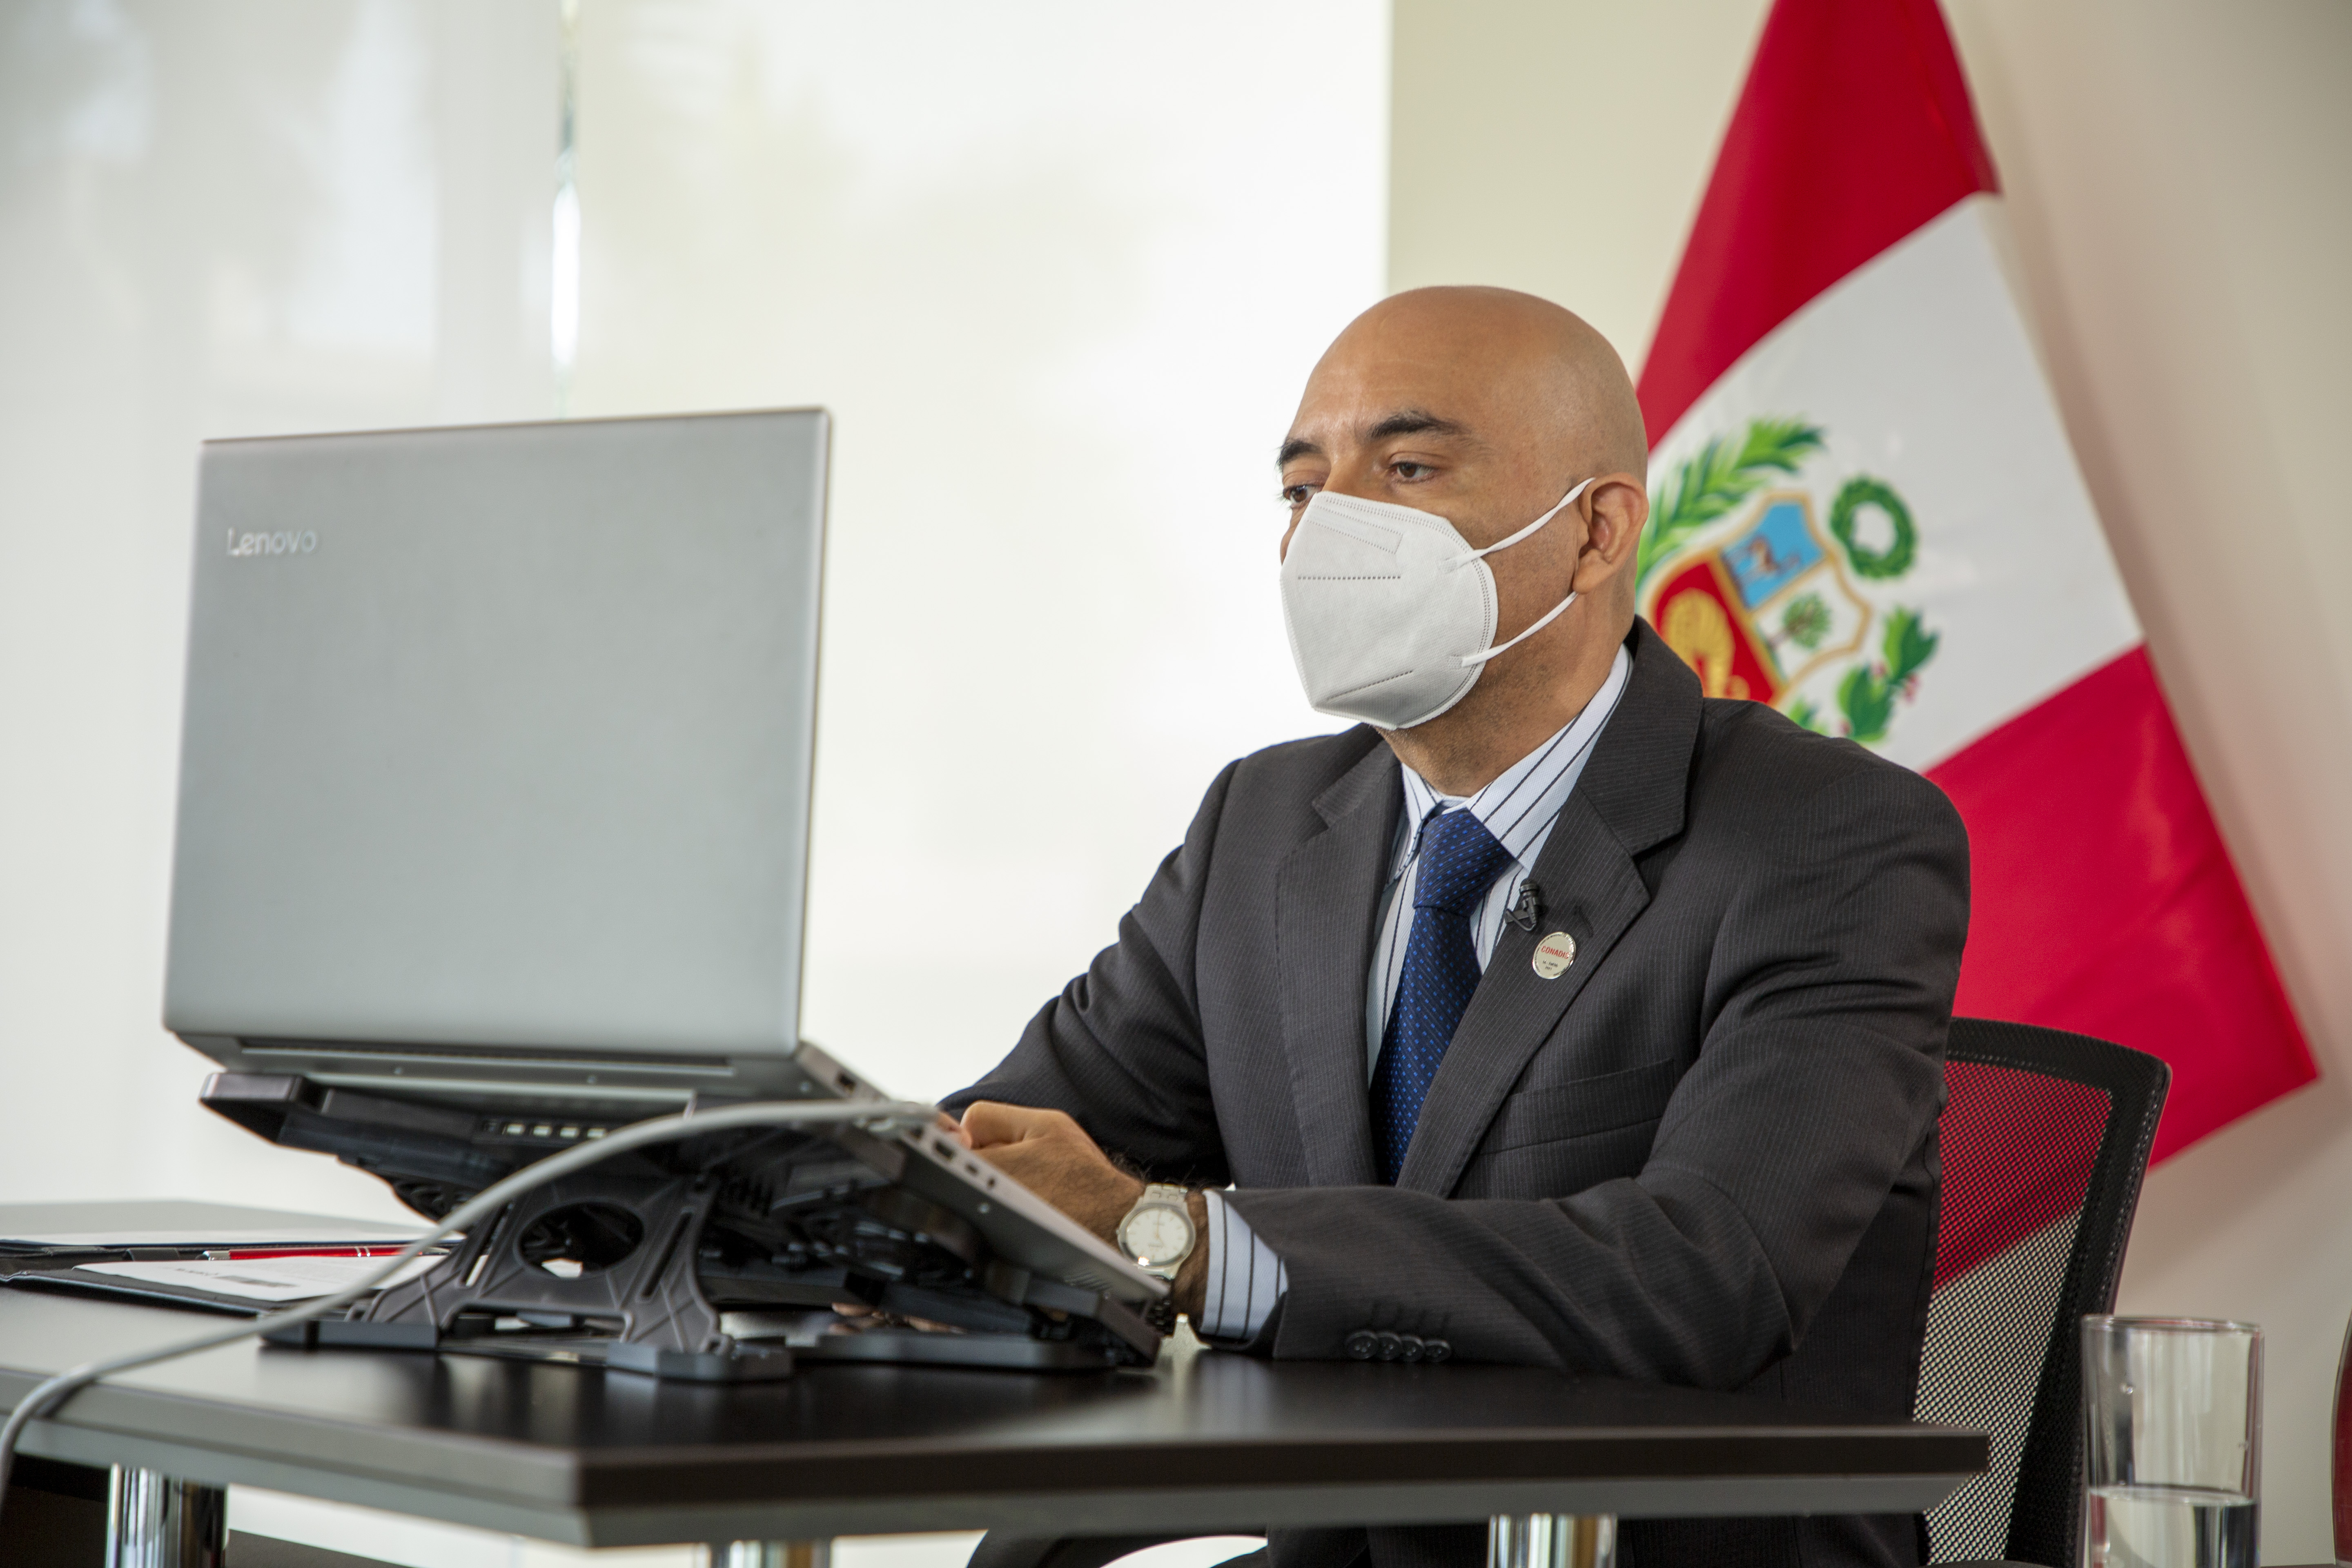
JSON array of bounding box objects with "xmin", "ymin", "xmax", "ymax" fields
[{"xmin": 199, "ymin": 1074, "xmax": 1164, "ymax": 1382}]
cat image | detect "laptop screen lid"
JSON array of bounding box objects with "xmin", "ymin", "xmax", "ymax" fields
[{"xmin": 164, "ymin": 410, "xmax": 833, "ymax": 1114}]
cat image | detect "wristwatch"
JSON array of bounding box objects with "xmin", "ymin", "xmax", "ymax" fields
[{"xmin": 1114, "ymin": 1183, "xmax": 1196, "ymax": 1279}]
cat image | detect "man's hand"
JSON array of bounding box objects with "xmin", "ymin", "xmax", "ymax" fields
[
  {"xmin": 957, "ymin": 1102, "xmax": 1140, "ymax": 1235},
  {"xmin": 953, "ymin": 1101, "xmax": 1209, "ymax": 1321}
]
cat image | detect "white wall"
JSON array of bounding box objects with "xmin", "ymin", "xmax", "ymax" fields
[
  {"xmin": 0, "ymin": 1, "xmax": 1385, "ymax": 1561},
  {"xmin": 0, "ymin": 0, "xmax": 1388, "ymax": 1208},
  {"xmin": 1390, "ymin": 2, "xmax": 2352, "ymax": 1559},
  {"xmin": 0, "ymin": 0, "xmax": 559, "ymax": 1224}
]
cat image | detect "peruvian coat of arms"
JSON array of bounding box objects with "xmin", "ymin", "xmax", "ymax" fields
[{"xmin": 1636, "ymin": 418, "xmax": 1938, "ymax": 746}]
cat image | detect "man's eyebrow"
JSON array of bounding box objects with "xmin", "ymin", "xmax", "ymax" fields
[
  {"xmin": 1277, "ymin": 411, "xmax": 1470, "ymax": 469},
  {"xmin": 1364, "ymin": 409, "xmax": 1468, "ymax": 443}
]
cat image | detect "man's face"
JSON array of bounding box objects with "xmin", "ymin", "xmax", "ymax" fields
[{"xmin": 1277, "ymin": 309, "xmax": 1592, "ymax": 646}]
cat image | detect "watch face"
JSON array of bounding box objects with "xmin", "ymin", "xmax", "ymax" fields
[{"xmin": 1120, "ymin": 1205, "xmax": 1192, "ymax": 1267}]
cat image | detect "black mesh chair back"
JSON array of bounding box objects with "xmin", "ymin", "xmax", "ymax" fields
[{"xmin": 1915, "ymin": 1018, "xmax": 2169, "ymax": 1568}]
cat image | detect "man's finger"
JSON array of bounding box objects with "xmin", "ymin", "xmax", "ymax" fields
[
  {"xmin": 958, "ymin": 1101, "xmax": 1015, "ymax": 1148},
  {"xmin": 960, "ymin": 1100, "xmax": 1069, "ymax": 1149}
]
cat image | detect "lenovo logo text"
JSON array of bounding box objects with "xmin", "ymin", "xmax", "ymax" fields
[{"xmin": 227, "ymin": 528, "xmax": 318, "ymax": 557}]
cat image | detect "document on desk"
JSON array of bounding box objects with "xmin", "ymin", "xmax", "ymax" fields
[
  {"xmin": 74, "ymin": 1254, "xmax": 441, "ymax": 1303},
  {"xmin": 0, "ymin": 1200, "xmax": 426, "ymax": 1253}
]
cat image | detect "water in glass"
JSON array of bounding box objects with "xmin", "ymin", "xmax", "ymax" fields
[{"xmin": 2085, "ymin": 1482, "xmax": 2255, "ymax": 1568}]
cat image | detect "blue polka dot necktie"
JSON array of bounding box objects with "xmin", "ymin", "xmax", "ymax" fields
[{"xmin": 1370, "ymin": 806, "xmax": 1517, "ymax": 1184}]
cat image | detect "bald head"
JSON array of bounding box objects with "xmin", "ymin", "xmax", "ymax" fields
[{"xmin": 1276, "ymin": 286, "xmax": 1653, "ymax": 792}]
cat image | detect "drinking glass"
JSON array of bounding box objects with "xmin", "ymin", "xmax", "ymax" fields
[{"xmin": 2080, "ymin": 1316, "xmax": 2261, "ymax": 1568}]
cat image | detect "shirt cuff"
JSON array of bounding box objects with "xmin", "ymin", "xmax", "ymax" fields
[{"xmin": 1197, "ymin": 1188, "xmax": 1288, "ymax": 1343}]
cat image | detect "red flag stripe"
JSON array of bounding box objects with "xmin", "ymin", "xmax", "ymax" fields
[
  {"xmin": 1927, "ymin": 648, "xmax": 2314, "ymax": 1158},
  {"xmin": 1636, "ymin": 0, "xmax": 1998, "ymax": 446}
]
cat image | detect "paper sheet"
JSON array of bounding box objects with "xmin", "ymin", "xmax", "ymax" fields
[{"xmin": 77, "ymin": 1254, "xmax": 442, "ymax": 1303}]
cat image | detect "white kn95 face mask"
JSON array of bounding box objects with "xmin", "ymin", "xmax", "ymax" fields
[{"xmin": 1279, "ymin": 478, "xmax": 1594, "ymax": 730}]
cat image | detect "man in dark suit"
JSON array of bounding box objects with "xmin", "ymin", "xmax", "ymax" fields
[{"xmin": 946, "ymin": 286, "xmax": 1968, "ymax": 1568}]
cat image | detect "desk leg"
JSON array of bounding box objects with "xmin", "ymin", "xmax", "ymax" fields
[
  {"xmin": 702, "ymin": 1543, "xmax": 831, "ymax": 1568},
  {"xmin": 1487, "ymin": 1512, "xmax": 1615, "ymax": 1568},
  {"xmin": 104, "ymin": 1468, "xmax": 225, "ymax": 1568}
]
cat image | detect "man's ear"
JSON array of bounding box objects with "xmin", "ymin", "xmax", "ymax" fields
[{"xmin": 1574, "ymin": 474, "xmax": 1648, "ymax": 596}]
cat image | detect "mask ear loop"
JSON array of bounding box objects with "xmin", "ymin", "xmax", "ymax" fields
[
  {"xmin": 1450, "ymin": 479, "xmax": 1595, "ymax": 668},
  {"xmin": 1457, "ymin": 590, "xmax": 1578, "ymax": 666},
  {"xmin": 1455, "ymin": 477, "xmax": 1595, "ymax": 565}
]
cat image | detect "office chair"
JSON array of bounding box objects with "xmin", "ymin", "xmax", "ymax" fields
[
  {"xmin": 970, "ymin": 1018, "xmax": 2170, "ymax": 1568},
  {"xmin": 1918, "ymin": 1018, "xmax": 2169, "ymax": 1568}
]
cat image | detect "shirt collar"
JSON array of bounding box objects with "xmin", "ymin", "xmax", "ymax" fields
[{"xmin": 1394, "ymin": 642, "xmax": 1633, "ymax": 873}]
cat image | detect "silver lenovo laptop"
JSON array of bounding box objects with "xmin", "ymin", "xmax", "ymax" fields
[
  {"xmin": 164, "ymin": 410, "xmax": 851, "ymax": 1114},
  {"xmin": 160, "ymin": 413, "xmax": 1169, "ymax": 1363}
]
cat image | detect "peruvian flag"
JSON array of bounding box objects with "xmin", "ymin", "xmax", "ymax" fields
[{"xmin": 1635, "ymin": 0, "xmax": 2314, "ymax": 1164}]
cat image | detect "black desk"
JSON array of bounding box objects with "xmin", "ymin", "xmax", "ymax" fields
[{"xmin": 0, "ymin": 1286, "xmax": 1983, "ymax": 1552}]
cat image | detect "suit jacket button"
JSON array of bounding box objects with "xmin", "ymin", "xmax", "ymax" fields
[
  {"xmin": 1374, "ymin": 1331, "xmax": 1403, "ymax": 1361},
  {"xmin": 1343, "ymin": 1329, "xmax": 1378, "ymax": 1361},
  {"xmin": 1422, "ymin": 1338, "xmax": 1452, "ymax": 1364},
  {"xmin": 1398, "ymin": 1334, "xmax": 1425, "ymax": 1363}
]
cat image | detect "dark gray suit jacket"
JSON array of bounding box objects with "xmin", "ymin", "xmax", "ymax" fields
[{"xmin": 951, "ymin": 621, "xmax": 1969, "ymax": 1568}]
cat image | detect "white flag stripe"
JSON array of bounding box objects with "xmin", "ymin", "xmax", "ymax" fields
[{"xmin": 1646, "ymin": 196, "xmax": 2140, "ymax": 773}]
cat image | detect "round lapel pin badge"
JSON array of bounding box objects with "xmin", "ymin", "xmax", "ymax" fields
[{"xmin": 1532, "ymin": 931, "xmax": 1577, "ymax": 980}]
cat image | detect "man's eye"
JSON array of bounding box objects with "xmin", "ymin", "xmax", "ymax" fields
[
  {"xmin": 1392, "ymin": 461, "xmax": 1431, "ymax": 481},
  {"xmin": 1281, "ymin": 483, "xmax": 1319, "ymax": 506}
]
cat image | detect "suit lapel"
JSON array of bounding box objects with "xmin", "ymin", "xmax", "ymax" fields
[
  {"xmin": 1395, "ymin": 622, "xmax": 1704, "ymax": 1196},
  {"xmin": 1274, "ymin": 735, "xmax": 1400, "ymax": 1189}
]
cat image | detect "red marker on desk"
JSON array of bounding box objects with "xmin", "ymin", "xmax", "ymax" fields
[{"xmin": 208, "ymin": 1247, "xmax": 431, "ymax": 1261}]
